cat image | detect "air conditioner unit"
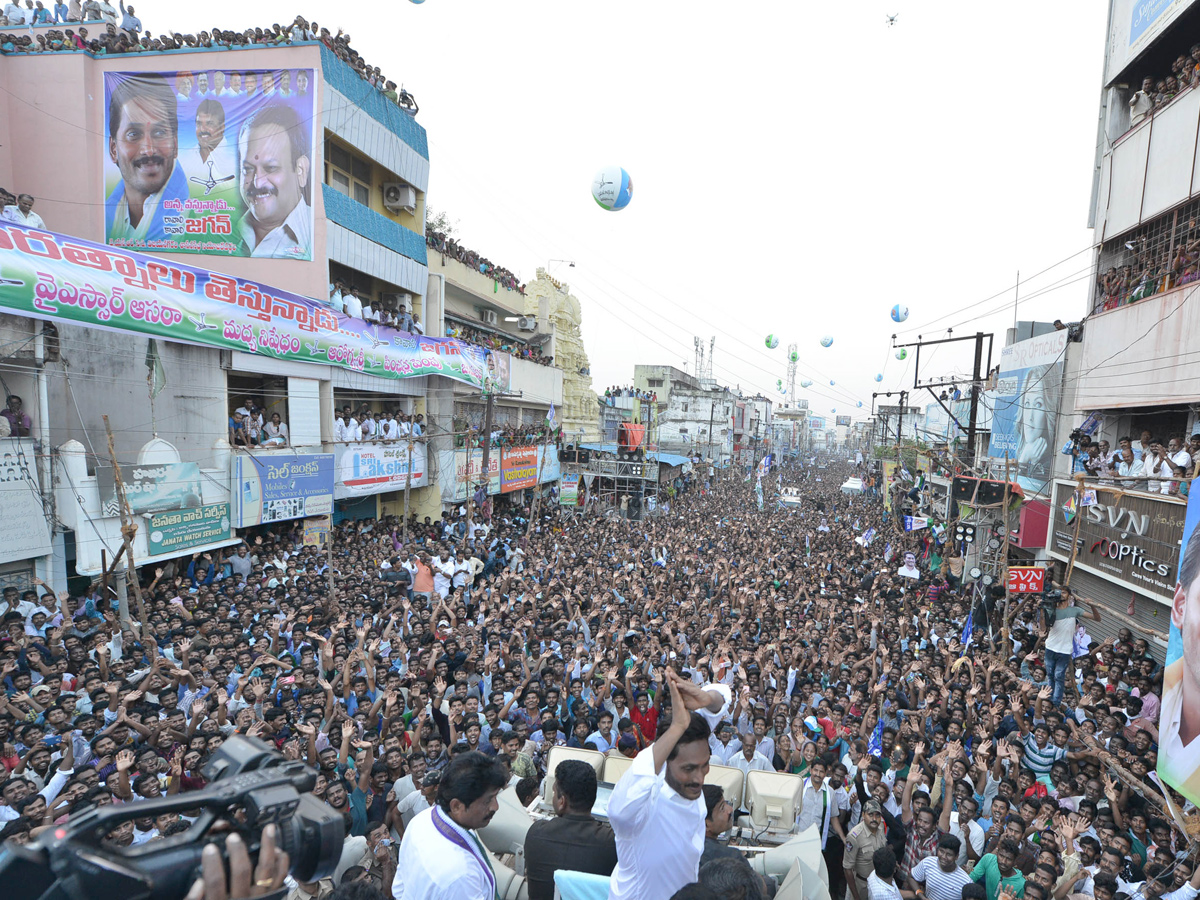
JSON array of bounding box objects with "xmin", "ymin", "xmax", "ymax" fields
[
  {"xmin": 517, "ymin": 316, "xmax": 537, "ymax": 332},
  {"xmin": 479, "ymin": 309, "xmax": 498, "ymax": 326},
  {"xmin": 382, "ymin": 182, "xmax": 416, "ymax": 213},
  {"xmin": 381, "ymin": 292, "xmax": 411, "ymax": 308}
]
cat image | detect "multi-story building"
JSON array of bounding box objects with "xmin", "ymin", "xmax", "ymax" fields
[
  {"xmin": 1034, "ymin": 0, "xmax": 1200, "ymax": 642},
  {"xmin": 633, "ymin": 365, "xmax": 736, "ymax": 463},
  {"xmin": 0, "ymin": 35, "xmax": 567, "ymax": 590}
]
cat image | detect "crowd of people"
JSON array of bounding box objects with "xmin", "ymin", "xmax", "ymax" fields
[
  {"xmin": 333, "ymin": 404, "xmax": 425, "ymax": 444},
  {"xmin": 444, "ymin": 321, "xmax": 554, "ymax": 366},
  {"xmin": 1096, "ymin": 225, "xmax": 1200, "ymax": 313},
  {"xmin": 0, "ymin": 9, "xmax": 421, "ymax": 115},
  {"xmin": 0, "ymin": 187, "xmax": 47, "ymax": 229},
  {"xmin": 328, "ymin": 282, "xmax": 425, "ymax": 335},
  {"xmin": 1066, "ymin": 431, "xmax": 1200, "ymax": 497},
  {"xmin": 426, "ymin": 230, "xmax": 526, "ymax": 295},
  {"xmin": 1127, "ymin": 47, "xmax": 1200, "ymax": 128},
  {"xmin": 604, "ymin": 385, "xmax": 659, "ymax": 404},
  {"xmin": 0, "ymin": 451, "xmax": 1191, "ymax": 900}
]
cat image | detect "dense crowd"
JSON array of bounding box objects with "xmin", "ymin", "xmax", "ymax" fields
[
  {"xmin": 605, "ymin": 385, "xmax": 659, "ymax": 403},
  {"xmin": 0, "ymin": 9, "xmax": 420, "ymax": 114},
  {"xmin": 0, "ymin": 452, "xmax": 1191, "ymax": 900},
  {"xmin": 444, "ymin": 321, "xmax": 553, "ymax": 366},
  {"xmin": 1067, "ymin": 431, "xmax": 1200, "ymax": 497},
  {"xmin": 427, "ymin": 231, "xmax": 525, "ymax": 294},
  {"xmin": 1127, "ymin": 47, "xmax": 1200, "ymax": 128},
  {"xmin": 1097, "ymin": 233, "xmax": 1200, "ymax": 312}
]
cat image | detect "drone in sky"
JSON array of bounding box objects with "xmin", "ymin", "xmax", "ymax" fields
[{"xmin": 886, "ymin": 13, "xmax": 898, "ymax": 26}]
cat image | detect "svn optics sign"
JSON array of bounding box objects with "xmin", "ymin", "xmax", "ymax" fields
[{"xmin": 1007, "ymin": 567, "xmax": 1045, "ymax": 594}]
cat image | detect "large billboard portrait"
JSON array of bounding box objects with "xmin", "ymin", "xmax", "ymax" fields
[
  {"xmin": 987, "ymin": 330, "xmax": 1067, "ymax": 495},
  {"xmin": 103, "ymin": 68, "xmax": 316, "ymax": 259},
  {"xmin": 1160, "ymin": 488, "xmax": 1200, "ymax": 805}
]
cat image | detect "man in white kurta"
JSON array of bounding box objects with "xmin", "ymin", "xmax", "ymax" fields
[
  {"xmin": 606, "ymin": 673, "xmax": 731, "ymax": 900},
  {"xmin": 392, "ymin": 751, "xmax": 507, "ymax": 900},
  {"xmin": 391, "ymin": 805, "xmax": 496, "ymax": 899}
]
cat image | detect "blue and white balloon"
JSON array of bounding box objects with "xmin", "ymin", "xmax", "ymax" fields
[
  {"xmin": 857, "ymin": 401, "xmax": 864, "ymax": 407},
  {"xmin": 800, "ymin": 379, "xmax": 813, "ymax": 388},
  {"xmin": 819, "ymin": 336, "xmax": 833, "ymax": 348},
  {"xmin": 875, "ymin": 374, "xmax": 883, "ymax": 382},
  {"xmin": 591, "ymin": 166, "xmax": 633, "ymax": 211},
  {"xmin": 830, "ymin": 380, "xmax": 836, "ymax": 386},
  {"xmin": 890, "ymin": 304, "xmax": 910, "ymax": 323}
]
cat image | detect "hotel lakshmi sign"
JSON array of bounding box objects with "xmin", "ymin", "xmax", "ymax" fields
[{"xmin": 1047, "ymin": 480, "xmax": 1186, "ymax": 603}]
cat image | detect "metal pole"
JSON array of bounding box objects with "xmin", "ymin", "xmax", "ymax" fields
[
  {"xmin": 103, "ymin": 416, "xmax": 148, "ymax": 635},
  {"xmin": 965, "ymin": 332, "xmax": 985, "ymax": 470},
  {"xmin": 1001, "ymin": 452, "xmax": 1012, "ymax": 646},
  {"xmin": 478, "ymin": 392, "xmax": 495, "ymax": 524},
  {"xmin": 402, "ymin": 439, "xmax": 413, "ymax": 544}
]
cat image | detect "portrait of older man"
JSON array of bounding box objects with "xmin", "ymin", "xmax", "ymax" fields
[
  {"xmin": 1161, "ymin": 520, "xmax": 1200, "ymax": 802},
  {"xmin": 183, "ymin": 97, "xmax": 237, "ymax": 198},
  {"xmin": 237, "ymin": 103, "xmax": 312, "ymax": 259},
  {"xmin": 105, "ymin": 73, "xmax": 189, "ymax": 244}
]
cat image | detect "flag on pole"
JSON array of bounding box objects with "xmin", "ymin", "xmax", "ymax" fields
[
  {"xmin": 903, "ymin": 515, "xmax": 929, "ymax": 532},
  {"xmin": 883, "ymin": 543, "xmax": 894, "ymax": 563},
  {"xmin": 546, "ymin": 405, "xmax": 556, "ymax": 427},
  {"xmin": 145, "ymin": 338, "xmax": 166, "ymax": 399},
  {"xmin": 867, "ymin": 717, "xmax": 884, "ymax": 758},
  {"xmin": 960, "ymin": 608, "xmax": 974, "ymax": 652}
]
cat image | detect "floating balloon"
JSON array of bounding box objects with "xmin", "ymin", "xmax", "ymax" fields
[
  {"xmin": 591, "ymin": 166, "xmax": 633, "ymax": 211},
  {"xmin": 831, "ymin": 408, "xmax": 837, "ymax": 413},
  {"xmin": 765, "ymin": 334, "xmax": 779, "ymax": 349},
  {"xmin": 800, "ymin": 380, "xmax": 813, "ymax": 388},
  {"xmin": 857, "ymin": 401, "xmax": 864, "ymax": 407},
  {"xmin": 890, "ymin": 304, "xmax": 910, "ymax": 323},
  {"xmin": 820, "ymin": 336, "xmax": 833, "ymax": 348},
  {"xmin": 874, "ymin": 374, "xmax": 883, "ymax": 382},
  {"xmin": 895, "ymin": 348, "xmax": 908, "ymax": 360},
  {"xmin": 829, "ymin": 380, "xmax": 836, "ymax": 386},
  {"xmin": 789, "ymin": 350, "xmax": 799, "ymax": 362}
]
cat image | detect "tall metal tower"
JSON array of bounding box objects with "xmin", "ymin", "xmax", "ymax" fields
[
  {"xmin": 786, "ymin": 342, "xmax": 798, "ymax": 405},
  {"xmin": 694, "ymin": 336, "xmax": 715, "ymax": 385}
]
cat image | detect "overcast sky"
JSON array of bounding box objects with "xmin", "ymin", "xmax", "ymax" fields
[{"xmin": 167, "ymin": 1, "xmax": 1107, "ymax": 419}]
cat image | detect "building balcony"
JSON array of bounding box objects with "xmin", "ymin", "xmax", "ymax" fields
[
  {"xmin": 1097, "ymin": 85, "xmax": 1200, "ymax": 239},
  {"xmin": 323, "ymin": 185, "xmax": 428, "ymax": 296},
  {"xmin": 1075, "ymin": 280, "xmax": 1200, "ymax": 410},
  {"xmin": 429, "ymin": 251, "xmax": 527, "ymax": 316}
]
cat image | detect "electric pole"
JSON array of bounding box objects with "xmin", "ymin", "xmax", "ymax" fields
[{"xmin": 965, "ymin": 331, "xmax": 985, "ymax": 470}]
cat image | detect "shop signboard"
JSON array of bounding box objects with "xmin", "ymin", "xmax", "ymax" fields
[
  {"xmin": 1047, "ymin": 480, "xmax": 1185, "ymax": 603},
  {"xmin": 333, "ymin": 441, "xmax": 428, "ymax": 499},
  {"xmin": 501, "ymin": 446, "xmax": 538, "ymax": 493},
  {"xmin": 1006, "ymin": 566, "xmax": 1045, "ymax": 594},
  {"xmin": 146, "ymin": 502, "xmax": 232, "ymax": 556},
  {"xmin": 233, "ymin": 452, "xmax": 334, "ymax": 527}
]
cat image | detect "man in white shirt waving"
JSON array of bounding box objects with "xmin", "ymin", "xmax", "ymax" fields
[
  {"xmin": 607, "ymin": 670, "xmax": 730, "ymax": 900},
  {"xmin": 393, "ymin": 751, "xmax": 507, "ymax": 899}
]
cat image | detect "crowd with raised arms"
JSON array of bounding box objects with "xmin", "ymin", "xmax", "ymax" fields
[{"xmin": 0, "ymin": 450, "xmax": 1190, "ymax": 900}]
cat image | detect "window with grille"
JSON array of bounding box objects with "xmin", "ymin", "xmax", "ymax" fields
[
  {"xmin": 647, "ymin": 378, "xmax": 663, "ymax": 387},
  {"xmin": 1095, "ymin": 197, "xmax": 1200, "ymax": 313},
  {"xmin": 325, "ymin": 140, "xmax": 372, "ymax": 207}
]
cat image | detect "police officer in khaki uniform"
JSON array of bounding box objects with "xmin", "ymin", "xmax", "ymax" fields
[{"xmin": 844, "ymin": 799, "xmax": 889, "ymax": 900}]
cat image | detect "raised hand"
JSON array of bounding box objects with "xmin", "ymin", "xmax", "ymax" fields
[{"xmin": 115, "ymin": 749, "xmax": 136, "ymax": 773}]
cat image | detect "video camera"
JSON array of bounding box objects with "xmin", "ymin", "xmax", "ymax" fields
[
  {"xmin": 2, "ymin": 736, "xmax": 344, "ymax": 900},
  {"xmin": 1042, "ymin": 588, "xmax": 1063, "ymax": 626}
]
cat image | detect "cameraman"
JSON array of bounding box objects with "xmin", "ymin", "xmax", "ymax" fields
[{"xmin": 1038, "ymin": 587, "xmax": 1101, "ymax": 707}]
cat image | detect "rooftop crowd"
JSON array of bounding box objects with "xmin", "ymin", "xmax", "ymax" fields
[
  {"xmin": 444, "ymin": 321, "xmax": 554, "ymax": 367},
  {"xmin": 1068, "ymin": 431, "xmax": 1200, "ymax": 497},
  {"xmin": 427, "ymin": 230, "xmax": 526, "ymax": 295},
  {"xmin": 0, "ymin": 9, "xmax": 420, "ymax": 113},
  {"xmin": 0, "ymin": 452, "xmax": 1190, "ymax": 900}
]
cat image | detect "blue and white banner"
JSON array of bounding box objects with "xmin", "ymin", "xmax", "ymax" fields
[
  {"xmin": 903, "ymin": 515, "xmax": 929, "ymax": 532},
  {"xmin": 233, "ymin": 452, "xmax": 334, "ymax": 527}
]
